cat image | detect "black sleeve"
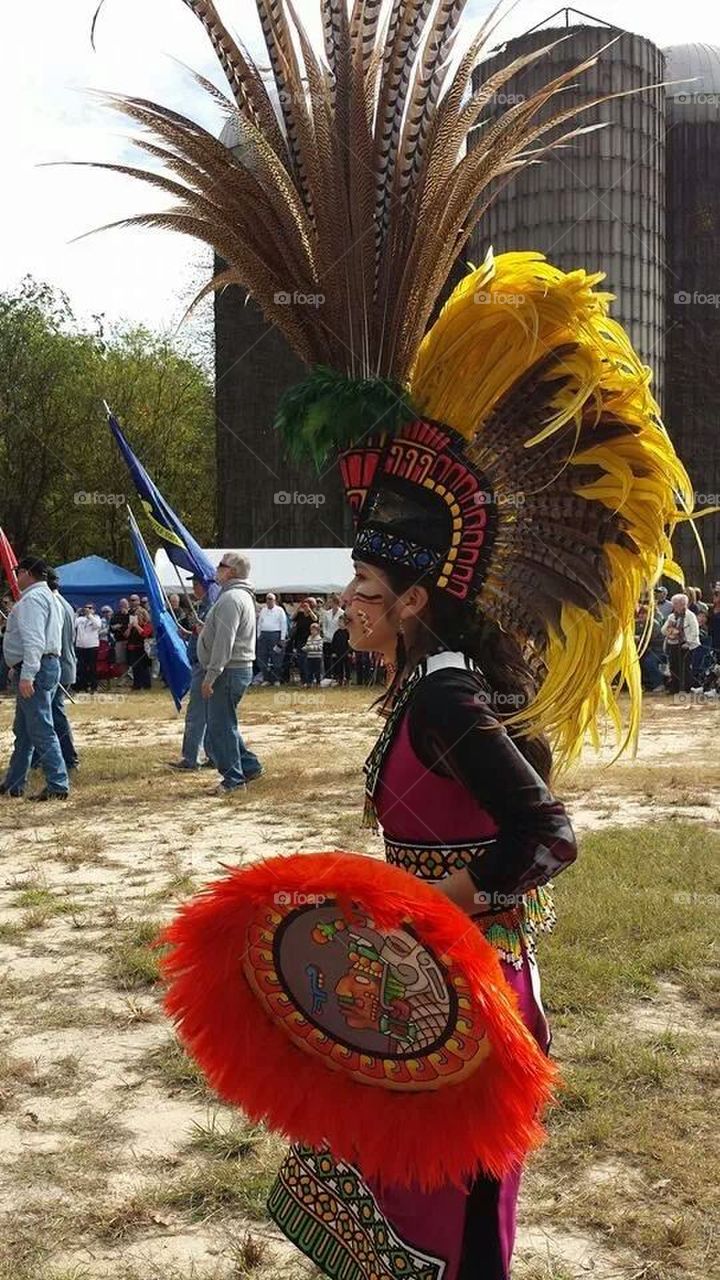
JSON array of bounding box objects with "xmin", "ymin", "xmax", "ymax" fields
[{"xmin": 406, "ymin": 669, "xmax": 577, "ymax": 905}]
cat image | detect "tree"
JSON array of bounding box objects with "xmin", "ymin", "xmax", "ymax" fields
[{"xmin": 0, "ymin": 278, "xmax": 215, "ymax": 572}]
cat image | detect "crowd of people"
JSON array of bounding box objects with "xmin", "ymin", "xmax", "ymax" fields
[
  {"xmin": 635, "ymin": 583, "xmax": 720, "ymax": 695},
  {"xmin": 3, "ymin": 554, "xmax": 718, "ymax": 804},
  {"xmin": 0, "ymin": 553, "xmax": 385, "ymax": 802},
  {"xmin": 0, "ymin": 587, "xmax": 384, "ymax": 698}
]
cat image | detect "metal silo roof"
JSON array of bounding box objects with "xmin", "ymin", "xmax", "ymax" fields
[{"xmin": 663, "ymin": 43, "xmax": 720, "ymax": 98}]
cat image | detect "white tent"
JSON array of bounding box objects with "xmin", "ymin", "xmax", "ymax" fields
[{"xmin": 155, "ymin": 547, "xmax": 354, "ymax": 596}]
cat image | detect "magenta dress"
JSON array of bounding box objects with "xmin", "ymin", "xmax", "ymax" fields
[{"xmin": 269, "ymin": 653, "xmax": 577, "ymax": 1280}]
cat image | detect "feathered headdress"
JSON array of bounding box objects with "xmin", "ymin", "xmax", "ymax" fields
[{"xmin": 84, "ymin": 0, "xmax": 698, "ymax": 764}]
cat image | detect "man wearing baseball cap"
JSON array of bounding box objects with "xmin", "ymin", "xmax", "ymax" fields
[{"xmin": 0, "ymin": 555, "xmax": 69, "ymax": 800}]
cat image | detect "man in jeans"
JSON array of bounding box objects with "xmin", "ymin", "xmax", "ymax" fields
[
  {"xmin": 31, "ymin": 568, "xmax": 79, "ymax": 772},
  {"xmin": 168, "ymin": 575, "xmax": 215, "ymax": 771},
  {"xmin": 0, "ymin": 556, "xmax": 69, "ymax": 801},
  {"xmin": 256, "ymin": 591, "xmax": 287, "ymax": 685},
  {"xmin": 198, "ymin": 553, "xmax": 262, "ymax": 793}
]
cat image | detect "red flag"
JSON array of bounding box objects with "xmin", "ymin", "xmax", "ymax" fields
[{"xmin": 0, "ymin": 526, "xmax": 19, "ymax": 601}]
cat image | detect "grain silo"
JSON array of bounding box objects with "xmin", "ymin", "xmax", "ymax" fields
[
  {"xmin": 214, "ymin": 122, "xmax": 353, "ymax": 551},
  {"xmin": 664, "ymin": 43, "xmax": 720, "ymax": 588},
  {"xmin": 468, "ymin": 13, "xmax": 667, "ymax": 402}
]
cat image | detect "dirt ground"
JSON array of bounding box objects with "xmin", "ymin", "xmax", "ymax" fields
[{"xmin": 1, "ymin": 685, "xmax": 718, "ymax": 1280}]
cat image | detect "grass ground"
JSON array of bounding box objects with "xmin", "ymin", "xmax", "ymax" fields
[{"xmin": 0, "ymin": 685, "xmax": 718, "ymax": 1280}]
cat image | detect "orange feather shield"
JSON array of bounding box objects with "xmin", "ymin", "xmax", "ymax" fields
[{"xmin": 160, "ymin": 851, "xmax": 558, "ymax": 1190}]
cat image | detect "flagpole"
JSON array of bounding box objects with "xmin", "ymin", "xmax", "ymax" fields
[{"xmin": 170, "ymin": 559, "xmax": 202, "ymax": 627}]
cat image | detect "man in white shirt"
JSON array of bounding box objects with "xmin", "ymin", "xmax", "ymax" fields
[
  {"xmin": 256, "ymin": 591, "xmax": 288, "ymax": 686},
  {"xmin": 74, "ymin": 603, "xmax": 103, "ymax": 693},
  {"xmin": 320, "ymin": 593, "xmax": 342, "ymax": 681},
  {"xmin": 1, "ymin": 556, "xmax": 68, "ymax": 800}
]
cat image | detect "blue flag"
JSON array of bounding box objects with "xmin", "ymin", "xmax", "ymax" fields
[
  {"xmin": 107, "ymin": 405, "xmax": 217, "ymax": 595},
  {"xmin": 127, "ymin": 506, "xmax": 192, "ymax": 710}
]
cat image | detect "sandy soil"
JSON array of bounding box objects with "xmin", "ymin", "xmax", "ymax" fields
[{"xmin": 0, "ymin": 686, "xmax": 718, "ymax": 1280}]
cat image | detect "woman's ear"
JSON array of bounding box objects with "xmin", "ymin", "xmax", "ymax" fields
[{"xmin": 398, "ymin": 583, "xmax": 429, "ymax": 625}]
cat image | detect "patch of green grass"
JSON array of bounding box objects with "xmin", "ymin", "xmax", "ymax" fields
[
  {"xmin": 107, "ymin": 917, "xmax": 165, "ymax": 989},
  {"xmin": 189, "ymin": 1113, "xmax": 265, "ymax": 1161},
  {"xmin": 0, "ymin": 920, "xmax": 23, "ymax": 941},
  {"xmin": 144, "ymin": 1036, "xmax": 215, "ymax": 1099},
  {"xmin": 155, "ymin": 1150, "xmax": 282, "ymax": 1222},
  {"xmin": 545, "ymin": 822, "xmax": 720, "ymax": 1016}
]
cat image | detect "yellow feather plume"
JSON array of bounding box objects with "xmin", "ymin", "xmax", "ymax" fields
[{"xmin": 410, "ymin": 250, "xmax": 696, "ymax": 769}]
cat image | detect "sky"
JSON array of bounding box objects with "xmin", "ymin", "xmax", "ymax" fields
[{"xmin": 1, "ymin": 0, "xmax": 718, "ymax": 338}]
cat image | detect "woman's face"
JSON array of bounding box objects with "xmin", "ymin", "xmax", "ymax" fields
[{"xmin": 340, "ymin": 561, "xmax": 401, "ymax": 652}]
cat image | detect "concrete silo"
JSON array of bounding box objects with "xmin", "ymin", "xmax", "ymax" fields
[
  {"xmin": 214, "ymin": 121, "xmax": 353, "ymax": 551},
  {"xmin": 664, "ymin": 43, "xmax": 720, "ymax": 588},
  {"xmin": 468, "ymin": 16, "xmax": 667, "ymax": 402}
]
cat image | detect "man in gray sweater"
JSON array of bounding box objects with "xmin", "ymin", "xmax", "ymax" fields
[{"xmin": 198, "ymin": 552, "xmax": 262, "ymax": 792}]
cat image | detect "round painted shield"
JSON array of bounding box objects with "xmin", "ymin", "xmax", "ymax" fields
[
  {"xmin": 161, "ymin": 851, "xmax": 556, "ymax": 1189},
  {"xmin": 245, "ymin": 899, "xmax": 490, "ymax": 1090}
]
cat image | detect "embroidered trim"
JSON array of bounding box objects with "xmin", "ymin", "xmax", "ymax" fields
[
  {"xmin": 384, "ymin": 838, "xmax": 556, "ymax": 970},
  {"xmin": 268, "ymin": 1144, "xmax": 446, "ymax": 1280},
  {"xmin": 354, "ymin": 525, "xmax": 444, "ymax": 575}
]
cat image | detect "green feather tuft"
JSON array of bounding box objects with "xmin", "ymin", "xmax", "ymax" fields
[{"xmin": 274, "ymin": 367, "xmax": 418, "ymax": 467}]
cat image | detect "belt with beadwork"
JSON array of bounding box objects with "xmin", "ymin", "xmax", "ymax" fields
[{"xmin": 384, "ymin": 836, "xmax": 556, "ymax": 970}]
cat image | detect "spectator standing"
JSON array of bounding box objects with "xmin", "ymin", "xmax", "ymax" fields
[
  {"xmin": 654, "ymin": 586, "xmax": 674, "ymax": 620},
  {"xmin": 0, "ymin": 592, "xmax": 14, "ymax": 693},
  {"xmin": 634, "ymin": 602, "xmax": 665, "ymax": 692},
  {"xmin": 303, "ymin": 622, "xmax": 324, "ymax": 687},
  {"xmin": 691, "ymin": 609, "xmax": 715, "ymax": 690},
  {"xmin": 0, "ymin": 556, "xmax": 68, "ymax": 800},
  {"xmin": 169, "ymin": 576, "xmax": 215, "ymax": 770},
  {"xmin": 198, "ymin": 552, "xmax": 262, "ymax": 793},
  {"xmin": 709, "ymin": 589, "xmax": 720, "ymax": 653},
  {"xmin": 74, "ymin": 604, "xmax": 102, "ymax": 692},
  {"xmin": 290, "ymin": 599, "xmax": 315, "ymax": 685},
  {"xmin": 331, "ymin": 616, "xmax": 352, "ymax": 686},
  {"xmin": 111, "ymin": 597, "xmax": 130, "ymax": 670},
  {"xmin": 125, "ymin": 607, "xmax": 153, "ymax": 690},
  {"xmin": 320, "ymin": 593, "xmax": 342, "ymax": 681},
  {"xmin": 256, "ymin": 591, "xmax": 287, "ymax": 685},
  {"xmin": 661, "ymin": 593, "xmax": 700, "ymax": 694}
]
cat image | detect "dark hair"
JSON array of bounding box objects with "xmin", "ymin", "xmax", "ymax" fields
[
  {"xmin": 384, "ymin": 566, "xmax": 553, "ymax": 783},
  {"xmin": 17, "ymin": 555, "xmax": 49, "ymax": 580}
]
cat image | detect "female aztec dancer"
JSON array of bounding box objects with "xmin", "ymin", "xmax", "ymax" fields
[{"xmin": 90, "ymin": 1, "xmax": 697, "ymax": 1277}]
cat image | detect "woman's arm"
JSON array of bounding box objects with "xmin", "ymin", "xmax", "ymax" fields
[{"xmin": 407, "ymin": 671, "xmax": 577, "ymax": 914}]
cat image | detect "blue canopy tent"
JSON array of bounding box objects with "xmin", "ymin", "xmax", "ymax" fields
[{"xmin": 54, "ymin": 556, "xmax": 145, "ymax": 611}]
